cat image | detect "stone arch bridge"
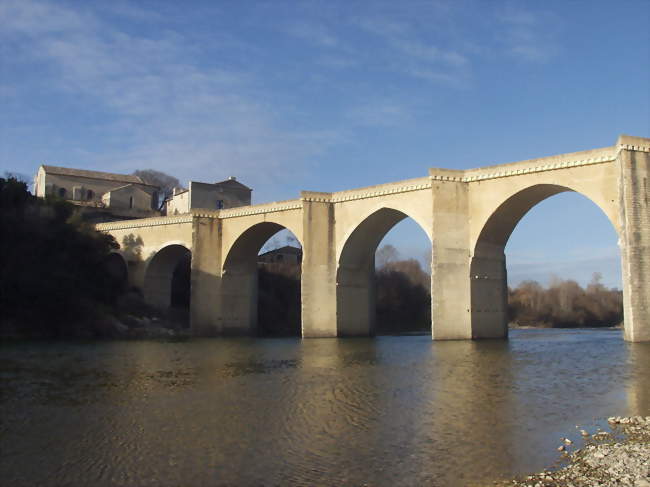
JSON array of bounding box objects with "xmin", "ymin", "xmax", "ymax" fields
[{"xmin": 97, "ymin": 135, "xmax": 650, "ymax": 342}]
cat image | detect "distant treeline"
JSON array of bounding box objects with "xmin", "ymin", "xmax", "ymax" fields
[
  {"xmin": 257, "ymin": 263, "xmax": 302, "ymax": 336},
  {"xmin": 2, "ymin": 176, "xmax": 622, "ymax": 338},
  {"xmin": 0, "ymin": 177, "xmax": 121, "ymax": 337},
  {"xmin": 257, "ymin": 253, "xmax": 432, "ymax": 335},
  {"xmin": 508, "ymin": 275, "xmax": 623, "ymax": 328},
  {"xmin": 375, "ymin": 258, "xmax": 431, "ymax": 333},
  {"xmin": 258, "ymin": 254, "xmax": 624, "ymax": 333}
]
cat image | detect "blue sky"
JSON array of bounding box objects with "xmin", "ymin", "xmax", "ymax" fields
[{"xmin": 1, "ymin": 0, "xmax": 648, "ymax": 288}]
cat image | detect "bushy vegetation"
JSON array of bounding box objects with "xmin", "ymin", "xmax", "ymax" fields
[
  {"xmin": 508, "ymin": 274, "xmax": 623, "ymax": 328},
  {"xmin": 257, "ymin": 263, "xmax": 301, "ymax": 336},
  {"xmin": 256, "ymin": 250, "xmax": 433, "ymax": 336},
  {"xmin": 2, "ymin": 178, "xmax": 622, "ymax": 339},
  {"xmin": 0, "ymin": 178, "xmax": 121, "ymax": 337},
  {"xmin": 375, "ymin": 258, "xmax": 431, "ymax": 333}
]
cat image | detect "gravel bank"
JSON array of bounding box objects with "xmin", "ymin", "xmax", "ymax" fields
[{"xmin": 493, "ymin": 416, "xmax": 650, "ymax": 487}]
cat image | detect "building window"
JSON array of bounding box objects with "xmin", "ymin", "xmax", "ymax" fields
[
  {"xmin": 129, "ymin": 196, "xmax": 134, "ymax": 209},
  {"xmin": 86, "ymin": 189, "xmax": 94, "ymax": 200},
  {"xmin": 216, "ymin": 199, "xmax": 224, "ymax": 209},
  {"xmin": 58, "ymin": 187, "xmax": 67, "ymax": 198}
]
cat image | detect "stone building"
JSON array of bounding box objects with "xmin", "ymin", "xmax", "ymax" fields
[
  {"xmin": 258, "ymin": 245, "xmax": 302, "ymax": 265},
  {"xmin": 34, "ymin": 165, "xmax": 160, "ymax": 211},
  {"xmin": 165, "ymin": 177, "xmax": 252, "ymax": 215},
  {"xmin": 101, "ymin": 184, "xmax": 153, "ymax": 211}
]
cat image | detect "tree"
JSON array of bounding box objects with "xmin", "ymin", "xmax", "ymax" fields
[
  {"xmin": 0, "ymin": 177, "xmax": 120, "ymax": 336},
  {"xmin": 508, "ymin": 276, "xmax": 623, "ymax": 328},
  {"xmin": 133, "ymin": 169, "xmax": 182, "ymax": 206},
  {"xmin": 376, "ymin": 244, "xmax": 399, "ymax": 268},
  {"xmin": 3, "ymin": 171, "xmax": 30, "ymax": 184}
]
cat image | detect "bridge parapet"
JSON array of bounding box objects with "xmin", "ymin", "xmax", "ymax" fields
[
  {"xmin": 301, "ymin": 190, "xmax": 332, "ymax": 202},
  {"xmin": 90, "ymin": 134, "xmax": 650, "ymax": 342},
  {"xmin": 455, "ymin": 146, "xmax": 616, "ymax": 184},
  {"xmin": 616, "ymin": 134, "xmax": 650, "ymax": 153},
  {"xmin": 217, "ymin": 198, "xmax": 302, "ymax": 218},
  {"xmin": 328, "ymin": 176, "xmax": 431, "ymax": 203},
  {"xmin": 95, "ymin": 213, "xmax": 194, "ymax": 231},
  {"xmin": 428, "ymin": 167, "xmax": 465, "ymax": 181}
]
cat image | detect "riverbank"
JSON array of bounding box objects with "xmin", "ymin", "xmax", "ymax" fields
[
  {"xmin": 492, "ymin": 416, "xmax": 650, "ymax": 487},
  {"xmin": 508, "ymin": 323, "xmax": 623, "ymax": 330},
  {"xmin": 1, "ymin": 313, "xmax": 189, "ymax": 340}
]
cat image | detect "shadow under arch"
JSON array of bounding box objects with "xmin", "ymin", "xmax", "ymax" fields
[
  {"xmin": 337, "ymin": 207, "xmax": 432, "ymax": 336},
  {"xmin": 143, "ymin": 244, "xmax": 192, "ymax": 310},
  {"xmin": 221, "ymin": 222, "xmax": 303, "ymax": 335},
  {"xmin": 470, "ymin": 184, "xmax": 620, "ymax": 338}
]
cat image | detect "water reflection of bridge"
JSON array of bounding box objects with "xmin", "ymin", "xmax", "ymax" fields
[{"xmin": 97, "ymin": 135, "xmax": 650, "ymax": 341}]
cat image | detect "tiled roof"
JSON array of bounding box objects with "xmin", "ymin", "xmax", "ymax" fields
[
  {"xmin": 214, "ymin": 178, "xmax": 252, "ymax": 191},
  {"xmin": 107, "ymin": 183, "xmax": 149, "ymax": 194},
  {"xmin": 41, "ymin": 165, "xmax": 158, "ymax": 187},
  {"xmin": 259, "ymin": 245, "xmax": 302, "ymax": 257}
]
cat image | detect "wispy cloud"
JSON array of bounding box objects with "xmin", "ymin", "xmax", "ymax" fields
[
  {"xmin": 1, "ymin": 0, "xmax": 573, "ymax": 204},
  {"xmin": 355, "ymin": 17, "xmax": 410, "ymax": 38},
  {"xmin": 354, "ymin": 15, "xmax": 470, "ymax": 86},
  {"xmin": 497, "ymin": 4, "xmax": 560, "ymax": 62},
  {"xmin": 287, "ymin": 21, "xmax": 339, "ymax": 48},
  {"xmin": 281, "ymin": 8, "xmax": 471, "ymax": 86},
  {"xmin": 391, "ymin": 39, "xmax": 467, "ymax": 67},
  {"xmin": 507, "ymin": 246, "xmax": 621, "ymax": 288},
  {"xmin": 0, "ymin": 0, "xmax": 333, "ymax": 201},
  {"xmin": 345, "ymin": 100, "xmax": 413, "ymax": 128}
]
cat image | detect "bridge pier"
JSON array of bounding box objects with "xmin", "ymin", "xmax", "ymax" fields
[
  {"xmin": 97, "ymin": 135, "xmax": 650, "ymax": 343},
  {"xmin": 470, "ymin": 247, "xmax": 509, "ymax": 339},
  {"xmin": 618, "ymin": 140, "xmax": 650, "ymax": 342},
  {"xmin": 190, "ymin": 217, "xmax": 224, "ymax": 335},
  {"xmin": 430, "ymin": 173, "xmax": 474, "ymax": 340},
  {"xmin": 301, "ymin": 193, "xmax": 338, "ymax": 337},
  {"xmin": 336, "ymin": 263, "xmax": 376, "ymax": 336}
]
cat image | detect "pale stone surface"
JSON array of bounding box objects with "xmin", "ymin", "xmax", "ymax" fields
[
  {"xmin": 34, "ymin": 165, "xmax": 158, "ymax": 210},
  {"xmin": 96, "ymin": 135, "xmax": 650, "ymax": 342},
  {"xmin": 165, "ymin": 178, "xmax": 252, "ymax": 215},
  {"xmin": 495, "ymin": 416, "xmax": 650, "ymax": 487}
]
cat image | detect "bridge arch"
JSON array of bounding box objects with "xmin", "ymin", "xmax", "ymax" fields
[
  {"xmin": 221, "ymin": 221, "xmax": 304, "ymax": 335},
  {"xmin": 470, "ymin": 183, "xmax": 621, "ymax": 338},
  {"xmin": 143, "ymin": 243, "xmax": 192, "ymax": 310},
  {"xmin": 337, "ymin": 207, "xmax": 432, "ymax": 336}
]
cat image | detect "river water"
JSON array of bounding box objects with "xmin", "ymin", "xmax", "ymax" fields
[{"xmin": 1, "ymin": 329, "xmax": 649, "ymax": 486}]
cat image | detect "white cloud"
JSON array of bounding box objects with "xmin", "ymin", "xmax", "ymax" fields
[
  {"xmin": 391, "ymin": 39, "xmax": 468, "ymax": 67},
  {"xmin": 0, "ymin": 0, "xmax": 94, "ymax": 35},
  {"xmin": 345, "ymin": 101, "xmax": 413, "ymax": 128},
  {"xmin": 1, "ymin": 0, "xmax": 334, "ymax": 202},
  {"xmin": 355, "ymin": 17, "xmax": 410, "ymax": 38},
  {"xmin": 354, "ymin": 14, "xmax": 470, "ymax": 86},
  {"xmin": 507, "ymin": 246, "xmax": 622, "ymax": 288},
  {"xmin": 287, "ymin": 22, "xmax": 339, "ymax": 47},
  {"xmin": 497, "ymin": 5, "xmax": 560, "ymax": 62},
  {"xmin": 315, "ymin": 55, "xmax": 358, "ymax": 69}
]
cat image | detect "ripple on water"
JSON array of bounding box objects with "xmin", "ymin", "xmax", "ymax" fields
[{"xmin": 1, "ymin": 329, "xmax": 648, "ymax": 487}]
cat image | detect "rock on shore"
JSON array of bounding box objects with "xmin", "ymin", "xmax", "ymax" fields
[{"xmin": 493, "ymin": 416, "xmax": 650, "ymax": 487}]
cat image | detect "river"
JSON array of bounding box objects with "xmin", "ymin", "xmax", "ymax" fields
[{"xmin": 1, "ymin": 329, "xmax": 649, "ymax": 486}]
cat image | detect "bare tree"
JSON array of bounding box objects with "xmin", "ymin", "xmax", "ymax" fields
[
  {"xmin": 260, "ymin": 236, "xmax": 282, "ymax": 254},
  {"xmin": 376, "ymin": 244, "xmax": 399, "ymax": 268},
  {"xmin": 285, "ymin": 234, "xmax": 300, "ymax": 247},
  {"xmin": 133, "ymin": 169, "xmax": 182, "ymax": 206},
  {"xmin": 509, "ymin": 276, "xmax": 623, "ymax": 327}
]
